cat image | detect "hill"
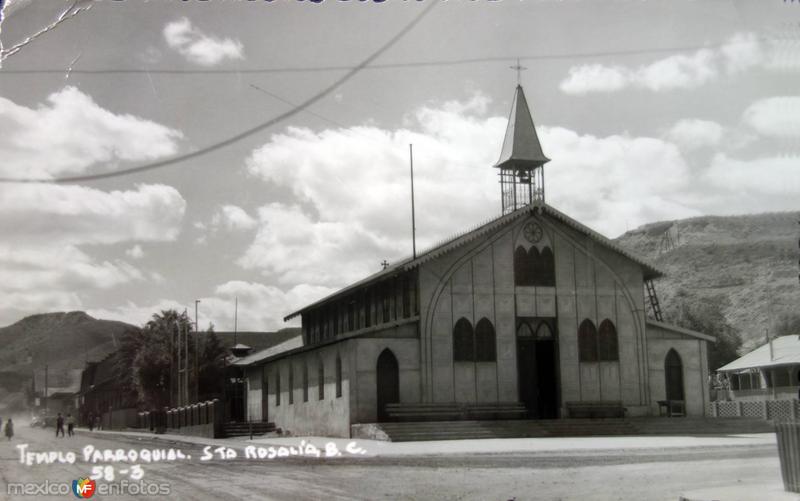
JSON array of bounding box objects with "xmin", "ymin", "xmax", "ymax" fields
[
  {"xmin": 615, "ymin": 211, "xmax": 800, "ymax": 351},
  {"xmin": 0, "ymin": 311, "xmax": 140, "ymax": 391}
]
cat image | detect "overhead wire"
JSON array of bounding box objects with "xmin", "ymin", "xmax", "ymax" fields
[{"xmin": 0, "ymin": 1, "xmax": 438, "ymax": 184}]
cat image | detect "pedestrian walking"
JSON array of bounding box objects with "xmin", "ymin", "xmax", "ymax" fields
[
  {"xmin": 67, "ymin": 413, "xmax": 75, "ymax": 437},
  {"xmin": 4, "ymin": 418, "xmax": 13, "ymax": 441},
  {"xmin": 88, "ymin": 412, "xmax": 94, "ymax": 432},
  {"xmin": 55, "ymin": 413, "xmax": 65, "ymax": 438}
]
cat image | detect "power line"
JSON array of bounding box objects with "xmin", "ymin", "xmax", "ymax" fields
[
  {"xmin": 0, "ymin": 44, "xmax": 727, "ymax": 75},
  {"xmin": 0, "ymin": 1, "xmax": 438, "ymax": 184}
]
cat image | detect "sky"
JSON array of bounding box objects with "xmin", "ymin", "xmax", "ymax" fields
[{"xmin": 0, "ymin": 0, "xmax": 798, "ymax": 331}]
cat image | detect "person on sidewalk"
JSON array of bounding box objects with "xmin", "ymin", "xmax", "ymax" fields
[
  {"xmin": 88, "ymin": 412, "xmax": 94, "ymax": 432},
  {"xmin": 67, "ymin": 413, "xmax": 75, "ymax": 437},
  {"xmin": 5, "ymin": 418, "xmax": 13, "ymax": 441},
  {"xmin": 55, "ymin": 413, "xmax": 65, "ymax": 438}
]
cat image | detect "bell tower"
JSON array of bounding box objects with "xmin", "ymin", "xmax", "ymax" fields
[{"xmin": 494, "ymin": 84, "xmax": 550, "ymax": 214}]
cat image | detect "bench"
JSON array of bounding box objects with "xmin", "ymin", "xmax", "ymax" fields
[
  {"xmin": 566, "ymin": 401, "xmax": 625, "ymax": 418},
  {"xmin": 384, "ymin": 402, "xmax": 528, "ymax": 422},
  {"xmin": 657, "ymin": 400, "xmax": 685, "ymax": 417}
]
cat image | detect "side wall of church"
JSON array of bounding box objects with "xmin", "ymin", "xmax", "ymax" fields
[
  {"xmin": 351, "ymin": 329, "xmax": 421, "ymax": 423},
  {"xmin": 255, "ymin": 341, "xmax": 354, "ymax": 438},
  {"xmin": 417, "ymin": 210, "xmax": 650, "ymax": 413},
  {"xmin": 646, "ymin": 324, "xmax": 710, "ymax": 417}
]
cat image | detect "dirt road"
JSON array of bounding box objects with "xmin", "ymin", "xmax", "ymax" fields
[{"xmin": 0, "ymin": 425, "xmax": 783, "ymax": 500}]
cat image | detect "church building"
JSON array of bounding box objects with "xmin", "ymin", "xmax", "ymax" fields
[{"xmin": 236, "ymin": 85, "xmax": 714, "ymax": 437}]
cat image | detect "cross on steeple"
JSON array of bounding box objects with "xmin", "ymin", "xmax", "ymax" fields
[
  {"xmin": 510, "ymin": 58, "xmax": 527, "ymax": 85},
  {"xmin": 381, "ymin": 260, "xmax": 389, "ymax": 270}
]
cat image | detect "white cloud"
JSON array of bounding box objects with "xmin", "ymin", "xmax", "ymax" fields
[
  {"xmin": 0, "ymin": 86, "xmax": 183, "ymax": 179},
  {"xmin": 211, "ymin": 205, "xmax": 258, "ymax": 232},
  {"xmin": 560, "ymin": 32, "xmax": 764, "ymax": 94},
  {"xmin": 705, "ymin": 154, "xmax": 800, "ymax": 197},
  {"xmin": 665, "ymin": 119, "xmax": 724, "ymax": 150},
  {"xmin": 125, "ymin": 245, "xmax": 145, "ymax": 259},
  {"xmin": 0, "ymin": 183, "xmax": 186, "ymax": 246},
  {"xmin": 0, "ymin": 183, "xmax": 185, "ymax": 324},
  {"xmin": 164, "ymin": 17, "xmax": 244, "ymax": 66},
  {"xmin": 241, "ymin": 93, "xmax": 713, "ymax": 297},
  {"xmin": 559, "ymin": 64, "xmax": 629, "ymax": 95},
  {"xmin": 742, "ymin": 97, "xmax": 800, "ymax": 137},
  {"xmin": 87, "ymin": 281, "xmax": 334, "ymax": 331}
]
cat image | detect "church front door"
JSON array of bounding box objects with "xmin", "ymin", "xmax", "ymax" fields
[
  {"xmin": 376, "ymin": 349, "xmax": 400, "ymax": 422},
  {"xmin": 516, "ymin": 319, "xmax": 559, "ymax": 419}
]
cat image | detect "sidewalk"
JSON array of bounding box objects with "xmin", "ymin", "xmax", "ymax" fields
[
  {"xmin": 679, "ymin": 483, "xmax": 799, "ymax": 501},
  {"xmin": 82, "ymin": 428, "xmax": 777, "ymax": 458}
]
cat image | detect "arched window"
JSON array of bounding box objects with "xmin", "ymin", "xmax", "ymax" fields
[
  {"xmin": 598, "ymin": 319, "xmax": 619, "ymax": 361},
  {"xmin": 275, "ymin": 369, "xmax": 281, "ymax": 406},
  {"xmin": 318, "ymin": 360, "xmax": 325, "ymax": 400},
  {"xmin": 578, "ymin": 319, "xmax": 598, "ymax": 362},
  {"xmin": 536, "ymin": 320, "xmax": 554, "ymax": 339},
  {"xmin": 453, "ymin": 318, "xmax": 475, "ymax": 362},
  {"xmin": 288, "ymin": 363, "xmax": 294, "ymax": 404},
  {"xmin": 539, "ymin": 247, "xmax": 555, "ymax": 286},
  {"xmin": 665, "ymin": 349, "xmax": 684, "ymax": 401},
  {"xmin": 516, "ymin": 321, "xmax": 535, "ymax": 337},
  {"xmin": 475, "ymin": 318, "xmax": 497, "ymax": 362},
  {"xmin": 302, "ymin": 361, "xmax": 309, "ymax": 402},
  {"xmin": 514, "ymin": 246, "xmax": 532, "ymax": 286},
  {"xmin": 335, "ymin": 355, "xmax": 343, "ymax": 398},
  {"xmin": 529, "ymin": 246, "xmax": 542, "ymax": 284}
]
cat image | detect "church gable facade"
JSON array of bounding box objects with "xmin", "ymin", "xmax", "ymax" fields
[{"xmin": 237, "ymin": 86, "xmax": 712, "ymax": 437}]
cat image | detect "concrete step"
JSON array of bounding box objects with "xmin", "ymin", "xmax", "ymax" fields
[{"xmin": 354, "ymin": 417, "xmax": 776, "ymax": 442}]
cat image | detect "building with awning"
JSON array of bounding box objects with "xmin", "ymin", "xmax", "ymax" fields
[{"xmin": 717, "ymin": 335, "xmax": 800, "ymax": 402}]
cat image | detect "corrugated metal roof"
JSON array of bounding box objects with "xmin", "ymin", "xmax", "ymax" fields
[
  {"xmin": 717, "ymin": 335, "xmax": 800, "ymax": 372},
  {"xmin": 232, "ymin": 335, "xmax": 304, "ymax": 366},
  {"xmin": 646, "ymin": 320, "xmax": 715, "ymax": 342},
  {"xmin": 284, "ymin": 203, "xmax": 663, "ymax": 321}
]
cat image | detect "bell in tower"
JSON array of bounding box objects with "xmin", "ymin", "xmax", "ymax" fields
[{"xmin": 494, "ymin": 85, "xmax": 550, "ymax": 214}]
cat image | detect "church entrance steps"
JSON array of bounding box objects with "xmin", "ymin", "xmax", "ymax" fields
[
  {"xmin": 222, "ymin": 421, "xmax": 276, "ymax": 438},
  {"xmin": 352, "ymin": 418, "xmax": 775, "ymax": 442}
]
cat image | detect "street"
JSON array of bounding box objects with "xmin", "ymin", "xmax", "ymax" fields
[{"xmin": 0, "ymin": 424, "xmax": 787, "ymax": 500}]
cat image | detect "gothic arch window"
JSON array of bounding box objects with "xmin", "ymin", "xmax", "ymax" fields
[
  {"xmin": 598, "ymin": 319, "xmax": 619, "ymax": 361},
  {"xmin": 302, "ymin": 360, "xmax": 309, "ymax": 402},
  {"xmin": 529, "ymin": 246, "xmax": 542, "ymax": 284},
  {"xmin": 318, "ymin": 359, "xmax": 325, "ymax": 400},
  {"xmin": 539, "ymin": 247, "xmax": 555, "ymax": 286},
  {"xmin": 275, "ymin": 368, "xmax": 281, "ymax": 406},
  {"xmin": 335, "ymin": 355, "xmax": 343, "ymax": 398},
  {"xmin": 536, "ymin": 320, "xmax": 554, "ymax": 339},
  {"xmin": 475, "ymin": 318, "xmax": 497, "ymax": 362},
  {"xmin": 453, "ymin": 317, "xmax": 475, "ymax": 362},
  {"xmin": 514, "ymin": 246, "xmax": 532, "ymax": 286},
  {"xmin": 288, "ymin": 363, "xmax": 294, "ymax": 404},
  {"xmin": 517, "ymin": 321, "xmax": 535, "ymax": 337},
  {"xmin": 578, "ymin": 319, "xmax": 598, "ymax": 362}
]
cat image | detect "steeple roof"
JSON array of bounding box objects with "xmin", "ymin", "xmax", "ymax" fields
[{"xmin": 494, "ymin": 85, "xmax": 550, "ymax": 170}]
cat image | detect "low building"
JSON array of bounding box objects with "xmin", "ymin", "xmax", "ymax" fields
[{"xmin": 717, "ymin": 335, "xmax": 800, "ymax": 402}]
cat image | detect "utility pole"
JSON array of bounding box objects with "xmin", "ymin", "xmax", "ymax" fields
[
  {"xmin": 409, "ymin": 144, "xmax": 417, "ymax": 260},
  {"xmin": 177, "ymin": 315, "xmax": 182, "ymax": 407},
  {"xmin": 194, "ymin": 300, "xmax": 200, "ymax": 402},
  {"xmin": 44, "ymin": 364, "xmax": 48, "ymax": 413}
]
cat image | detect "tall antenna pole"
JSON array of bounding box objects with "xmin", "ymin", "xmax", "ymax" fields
[
  {"xmin": 234, "ymin": 296, "xmax": 238, "ymax": 345},
  {"xmin": 410, "ymin": 143, "xmax": 417, "ymax": 259}
]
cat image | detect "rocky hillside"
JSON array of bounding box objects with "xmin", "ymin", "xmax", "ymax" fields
[
  {"xmin": 0, "ymin": 311, "xmax": 139, "ymax": 388},
  {"xmin": 615, "ymin": 211, "xmax": 799, "ymax": 351}
]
